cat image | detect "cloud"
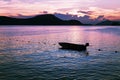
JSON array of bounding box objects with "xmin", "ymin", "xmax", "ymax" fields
[
  {"xmin": 77, "ymin": 10, "xmax": 93, "ymax": 15},
  {"xmin": 0, "ymin": 0, "xmax": 98, "ymax": 16},
  {"xmin": 93, "ymin": 0, "xmax": 120, "ymax": 9},
  {"xmin": 57, "ymin": 8, "xmax": 74, "ymax": 12},
  {"xmin": 0, "ymin": 0, "xmax": 120, "ymax": 21},
  {"xmin": 77, "ymin": 15, "xmax": 106, "ymax": 24},
  {"xmin": 88, "ymin": 7, "xmax": 120, "ymax": 20},
  {"xmin": 3, "ymin": 0, "xmax": 11, "ymax": 1},
  {"xmin": 42, "ymin": 11, "xmax": 48, "ymax": 14},
  {"xmin": 96, "ymin": 15, "xmax": 105, "ymax": 21},
  {"xmin": 0, "ymin": 0, "xmax": 55, "ymax": 16},
  {"xmin": 54, "ymin": 13, "xmax": 106, "ymax": 24}
]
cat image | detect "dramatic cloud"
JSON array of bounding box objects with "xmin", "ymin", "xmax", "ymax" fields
[{"xmin": 0, "ymin": 0, "xmax": 120, "ymax": 20}]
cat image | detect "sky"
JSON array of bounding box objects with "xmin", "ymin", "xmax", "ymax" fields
[{"xmin": 0, "ymin": 0, "xmax": 120, "ymax": 21}]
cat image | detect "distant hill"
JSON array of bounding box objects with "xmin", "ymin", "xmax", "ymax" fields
[
  {"xmin": 0, "ymin": 14, "xmax": 83, "ymax": 25},
  {"xmin": 96, "ymin": 20, "xmax": 120, "ymax": 26}
]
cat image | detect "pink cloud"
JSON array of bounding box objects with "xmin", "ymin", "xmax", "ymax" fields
[{"xmin": 0, "ymin": 0, "xmax": 120, "ymax": 21}]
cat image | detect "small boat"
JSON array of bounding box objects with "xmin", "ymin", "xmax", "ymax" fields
[{"xmin": 59, "ymin": 42, "xmax": 89, "ymax": 51}]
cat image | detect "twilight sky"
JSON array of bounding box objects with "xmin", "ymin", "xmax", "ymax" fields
[{"xmin": 0, "ymin": 0, "xmax": 120, "ymax": 20}]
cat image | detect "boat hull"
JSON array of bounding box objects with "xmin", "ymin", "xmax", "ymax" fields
[{"xmin": 59, "ymin": 42, "xmax": 87, "ymax": 51}]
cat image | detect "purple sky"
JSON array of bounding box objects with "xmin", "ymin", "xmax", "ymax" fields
[{"xmin": 0, "ymin": 0, "xmax": 120, "ymax": 23}]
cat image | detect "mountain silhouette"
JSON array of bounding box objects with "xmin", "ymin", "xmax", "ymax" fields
[
  {"xmin": 0, "ymin": 14, "xmax": 83, "ymax": 25},
  {"xmin": 97, "ymin": 20, "xmax": 120, "ymax": 26}
]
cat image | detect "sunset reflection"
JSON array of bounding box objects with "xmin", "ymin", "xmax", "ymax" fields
[
  {"xmin": 0, "ymin": 26, "xmax": 120, "ymax": 80},
  {"xmin": 0, "ymin": 26, "xmax": 120, "ymax": 57}
]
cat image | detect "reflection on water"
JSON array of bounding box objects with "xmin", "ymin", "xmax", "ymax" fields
[{"xmin": 0, "ymin": 26, "xmax": 120, "ymax": 80}]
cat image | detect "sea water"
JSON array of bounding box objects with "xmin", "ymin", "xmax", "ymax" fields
[{"xmin": 0, "ymin": 26, "xmax": 120, "ymax": 80}]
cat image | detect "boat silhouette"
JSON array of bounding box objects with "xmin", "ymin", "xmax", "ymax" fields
[{"xmin": 59, "ymin": 42, "xmax": 89, "ymax": 51}]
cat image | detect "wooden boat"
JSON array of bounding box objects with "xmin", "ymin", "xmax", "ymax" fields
[{"xmin": 59, "ymin": 42, "xmax": 89, "ymax": 51}]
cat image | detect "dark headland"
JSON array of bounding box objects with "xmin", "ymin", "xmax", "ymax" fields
[
  {"xmin": 96, "ymin": 20, "xmax": 120, "ymax": 26},
  {"xmin": 0, "ymin": 14, "xmax": 83, "ymax": 25},
  {"xmin": 0, "ymin": 14, "xmax": 120, "ymax": 25}
]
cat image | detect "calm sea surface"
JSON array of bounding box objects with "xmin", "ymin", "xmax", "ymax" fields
[{"xmin": 0, "ymin": 26, "xmax": 120, "ymax": 80}]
